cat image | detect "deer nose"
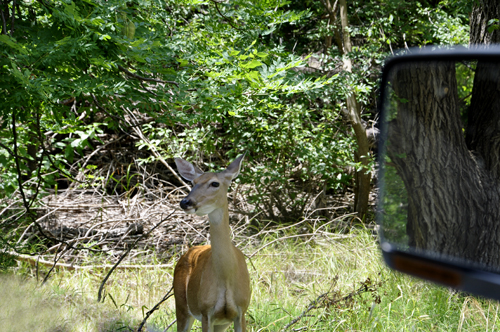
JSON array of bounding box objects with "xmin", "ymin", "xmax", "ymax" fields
[{"xmin": 180, "ymin": 198, "xmax": 192, "ymax": 210}]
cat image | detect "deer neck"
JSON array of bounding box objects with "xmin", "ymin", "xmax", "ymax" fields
[{"xmin": 208, "ymin": 201, "xmax": 237, "ymax": 280}]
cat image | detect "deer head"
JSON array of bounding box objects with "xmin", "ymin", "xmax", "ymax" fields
[{"xmin": 174, "ymin": 154, "xmax": 245, "ymax": 216}]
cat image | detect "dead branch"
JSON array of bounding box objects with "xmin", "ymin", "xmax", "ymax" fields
[
  {"xmin": 4, "ymin": 251, "xmax": 173, "ymax": 271},
  {"xmin": 282, "ymin": 277, "xmax": 372, "ymax": 331},
  {"xmin": 97, "ymin": 211, "xmax": 175, "ymax": 302},
  {"xmin": 136, "ymin": 286, "xmax": 174, "ymax": 332}
]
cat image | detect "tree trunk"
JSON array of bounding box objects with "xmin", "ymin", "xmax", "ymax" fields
[
  {"xmin": 470, "ymin": 0, "xmax": 500, "ymax": 45},
  {"xmin": 338, "ymin": 0, "xmax": 371, "ymax": 220},
  {"xmin": 320, "ymin": 0, "xmax": 343, "ymax": 55},
  {"xmin": 387, "ymin": 61, "xmax": 500, "ymax": 265},
  {"xmin": 386, "ymin": 0, "xmax": 500, "ymax": 267}
]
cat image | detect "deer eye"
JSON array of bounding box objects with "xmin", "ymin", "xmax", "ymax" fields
[{"xmin": 211, "ymin": 182, "xmax": 220, "ymax": 188}]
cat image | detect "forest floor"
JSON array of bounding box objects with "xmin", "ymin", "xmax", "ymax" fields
[
  {"xmin": 2, "ymin": 188, "xmax": 500, "ymax": 331},
  {"xmin": 3, "ymin": 222, "xmax": 500, "ymax": 332}
]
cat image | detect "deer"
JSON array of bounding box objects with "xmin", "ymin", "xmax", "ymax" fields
[{"xmin": 173, "ymin": 154, "xmax": 251, "ymax": 332}]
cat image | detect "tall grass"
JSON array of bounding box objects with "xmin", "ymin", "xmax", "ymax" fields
[{"xmin": 2, "ymin": 227, "xmax": 500, "ymax": 331}]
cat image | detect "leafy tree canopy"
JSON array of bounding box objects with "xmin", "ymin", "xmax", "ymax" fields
[{"xmin": 0, "ymin": 0, "xmax": 471, "ymax": 224}]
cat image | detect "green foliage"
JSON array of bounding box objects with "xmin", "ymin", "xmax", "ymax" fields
[
  {"xmin": 380, "ymin": 162, "xmax": 408, "ymax": 245},
  {"xmin": 0, "ymin": 0, "xmax": 473, "ymax": 224},
  {"xmin": 456, "ymin": 61, "xmax": 476, "ymax": 125},
  {"xmin": 358, "ymin": 0, "xmax": 470, "ymax": 48},
  {"xmin": 0, "ymin": 0, "xmax": 356, "ymax": 223}
]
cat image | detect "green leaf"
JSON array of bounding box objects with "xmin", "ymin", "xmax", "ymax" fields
[
  {"xmin": 487, "ymin": 19, "xmax": 500, "ymax": 33},
  {"xmin": 0, "ymin": 35, "xmax": 27, "ymax": 54},
  {"xmin": 65, "ymin": 145, "xmax": 74, "ymax": 163},
  {"xmin": 240, "ymin": 60, "xmax": 262, "ymax": 69}
]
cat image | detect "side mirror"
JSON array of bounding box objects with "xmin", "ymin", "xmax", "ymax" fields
[{"xmin": 377, "ymin": 46, "xmax": 500, "ymax": 300}]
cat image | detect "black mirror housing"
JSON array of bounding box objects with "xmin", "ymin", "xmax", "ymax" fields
[{"xmin": 377, "ymin": 46, "xmax": 500, "ymax": 300}]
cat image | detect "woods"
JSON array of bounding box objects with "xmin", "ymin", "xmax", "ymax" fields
[
  {"xmin": 0, "ymin": 0, "xmax": 472, "ymax": 234},
  {"xmin": 1, "ymin": 0, "xmax": 499, "ymax": 331}
]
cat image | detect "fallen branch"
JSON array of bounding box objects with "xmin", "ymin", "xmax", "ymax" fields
[
  {"xmin": 136, "ymin": 286, "xmax": 174, "ymax": 332},
  {"xmin": 4, "ymin": 251, "xmax": 173, "ymax": 271}
]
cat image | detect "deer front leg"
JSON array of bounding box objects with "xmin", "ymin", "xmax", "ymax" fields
[{"xmin": 201, "ymin": 315, "xmax": 212, "ymax": 332}]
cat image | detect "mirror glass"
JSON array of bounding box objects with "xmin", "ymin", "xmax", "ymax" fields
[{"xmin": 379, "ymin": 57, "xmax": 500, "ymax": 273}]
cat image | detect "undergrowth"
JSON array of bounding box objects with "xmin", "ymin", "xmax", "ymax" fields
[{"xmin": 2, "ymin": 227, "xmax": 500, "ymax": 331}]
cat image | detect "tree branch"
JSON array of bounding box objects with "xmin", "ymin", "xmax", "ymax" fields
[
  {"xmin": 209, "ymin": 0, "xmax": 242, "ymax": 31},
  {"xmin": 319, "ymin": 0, "xmax": 343, "ymax": 55},
  {"xmin": 117, "ymin": 65, "xmax": 179, "ymax": 86},
  {"xmin": 27, "ymin": 110, "xmax": 45, "ymax": 209},
  {"xmin": 11, "ymin": 111, "xmax": 30, "ymax": 211},
  {"xmin": 4, "ymin": 250, "xmax": 174, "ymax": 270},
  {"xmin": 11, "ymin": 0, "xmax": 15, "ymax": 36},
  {"xmin": 338, "ymin": 0, "xmax": 371, "ymax": 219},
  {"xmin": 0, "ymin": 3, "xmax": 7, "ymax": 35},
  {"xmin": 136, "ymin": 287, "xmax": 174, "ymax": 332},
  {"xmin": 97, "ymin": 211, "xmax": 175, "ymax": 302},
  {"xmin": 0, "ymin": 142, "xmax": 31, "ymax": 162},
  {"xmin": 122, "ymin": 106, "xmax": 191, "ymax": 193},
  {"xmin": 28, "ymin": 106, "xmax": 84, "ymax": 184},
  {"xmin": 91, "ymin": 93, "xmax": 123, "ymax": 123}
]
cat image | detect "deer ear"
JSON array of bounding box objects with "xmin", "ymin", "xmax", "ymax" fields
[
  {"xmin": 222, "ymin": 153, "xmax": 246, "ymax": 180},
  {"xmin": 175, "ymin": 158, "xmax": 204, "ymax": 181}
]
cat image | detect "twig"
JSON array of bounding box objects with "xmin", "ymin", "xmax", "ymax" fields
[
  {"xmin": 136, "ymin": 286, "xmax": 174, "ymax": 332},
  {"xmin": 282, "ymin": 278, "xmax": 369, "ymax": 331},
  {"xmin": 282, "ymin": 291, "xmax": 331, "ymax": 331},
  {"xmin": 91, "ymin": 93, "xmax": 124, "ymax": 124},
  {"xmin": 122, "ymin": 106, "xmax": 191, "ymax": 192},
  {"xmin": 248, "ymin": 234, "xmax": 312, "ymax": 258},
  {"xmin": 176, "ymin": 218, "xmax": 209, "ymax": 243},
  {"xmin": 97, "ymin": 211, "xmax": 175, "ymax": 302},
  {"xmin": 0, "ymin": 200, "xmax": 23, "ymax": 222},
  {"xmin": 79, "ymin": 134, "xmax": 127, "ymax": 170},
  {"xmin": 41, "ymin": 245, "xmax": 66, "ymax": 285},
  {"xmin": 11, "ymin": 0, "xmax": 16, "ymax": 36},
  {"xmin": 11, "ymin": 111, "xmax": 30, "ymax": 212},
  {"xmin": 209, "ymin": 0, "xmax": 241, "ymax": 30},
  {"xmin": 162, "ymin": 319, "xmax": 177, "ymax": 332},
  {"xmin": 43, "ymin": 203, "xmax": 122, "ymax": 209},
  {"xmin": 0, "ymin": 6, "xmax": 7, "ymax": 35},
  {"xmin": 140, "ymin": 81, "xmax": 159, "ymax": 97},
  {"xmin": 32, "ymin": 108, "xmax": 84, "ymax": 184},
  {"xmin": 28, "ymin": 111, "xmax": 47, "ymax": 209},
  {"xmin": 0, "ymin": 142, "xmax": 31, "ymax": 162},
  {"xmin": 246, "ymin": 213, "xmax": 356, "ymax": 257},
  {"xmin": 118, "ymin": 65, "xmax": 179, "ymax": 86}
]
